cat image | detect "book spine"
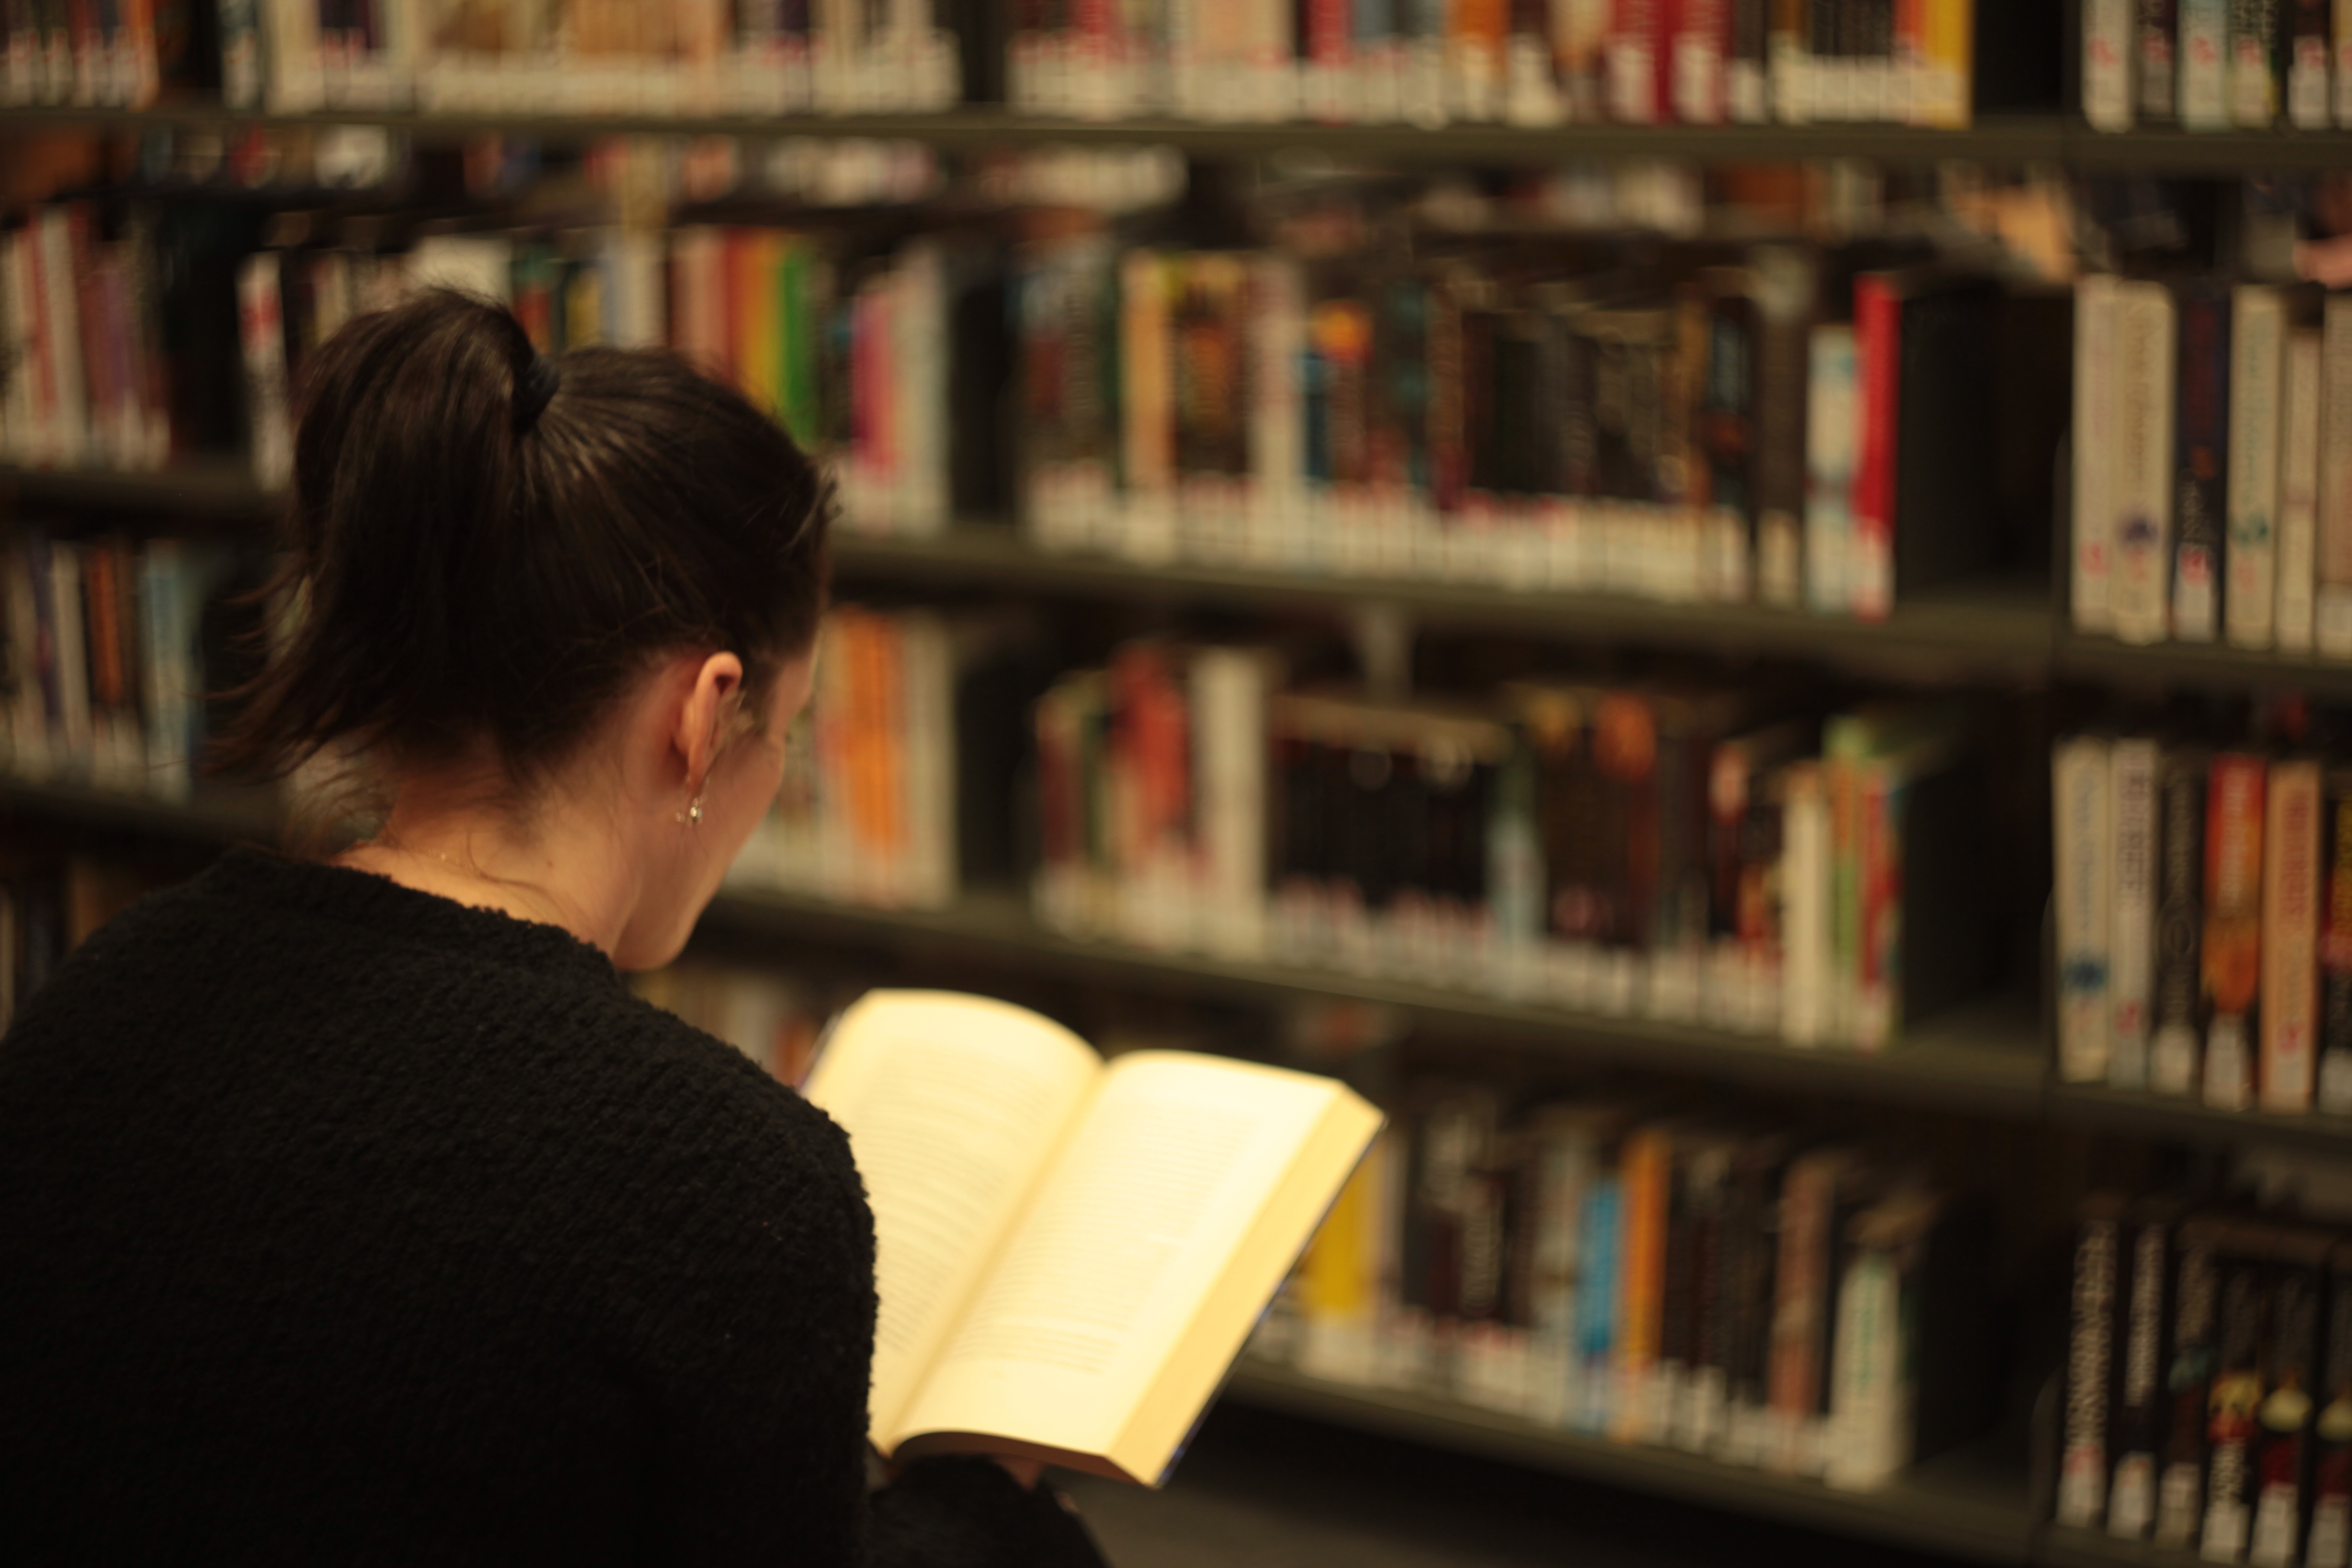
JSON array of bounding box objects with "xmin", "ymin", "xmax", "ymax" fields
[
  {"xmin": 2140, "ymin": 0, "xmax": 2180, "ymax": 121},
  {"xmin": 2058, "ymin": 736, "xmax": 2118, "ymax": 1084},
  {"xmin": 1671, "ymin": 0, "xmax": 1728, "ymax": 122},
  {"xmin": 2227, "ymin": 285, "xmax": 2285, "ymax": 650},
  {"xmin": 1751, "ymin": 247, "xmax": 1814, "ymax": 609},
  {"xmin": 1780, "ymin": 759, "xmax": 1830, "ymax": 1046},
  {"xmin": 2340, "ymin": 0, "xmax": 2352, "ymax": 124},
  {"xmin": 2282, "ymin": 328, "xmax": 2324, "ymax": 655},
  {"xmin": 1607, "ymin": 0, "xmax": 1661, "ymax": 121},
  {"xmin": 1847, "ymin": 275, "xmax": 1898, "ymax": 619},
  {"xmin": 1574, "ymin": 1170, "xmax": 1623, "ymax": 1433},
  {"xmin": 2182, "ymin": 0, "xmax": 2231, "ymax": 127},
  {"xmin": 2321, "ymin": 295, "xmax": 2352, "ymax": 657},
  {"xmin": 1769, "ymin": 0, "xmax": 1809, "ymax": 121},
  {"xmin": 2324, "ymin": 773, "xmax": 2352, "ymax": 1114},
  {"xmin": 1193, "ymin": 647, "xmax": 1269, "ymax": 962},
  {"xmin": 2174, "ymin": 284, "xmax": 2231, "ymax": 645},
  {"xmin": 1727, "ymin": 0, "xmax": 1769, "ymax": 117},
  {"xmin": 2290, "ymin": 0, "xmax": 2332, "ymax": 125},
  {"xmin": 2264, "ymin": 761, "xmax": 2323, "ymax": 1112},
  {"xmin": 1916, "ymin": 0, "xmax": 1968, "ymax": 126},
  {"xmin": 2154, "ymin": 750, "xmax": 2213, "ymax": 1096},
  {"xmin": 2076, "ymin": 275, "xmax": 2119, "ymax": 634},
  {"xmin": 2061, "ymin": 1204, "xmax": 2122, "ymax": 1527},
  {"xmin": 2086, "ymin": 0, "xmax": 2135, "ymax": 128},
  {"xmin": 2311, "ymin": 1250, "xmax": 2352, "ymax": 1568},
  {"xmin": 2113, "ymin": 281, "xmax": 2180, "ymax": 647},
  {"xmin": 2156, "ymin": 1226, "xmax": 2221, "ymax": 1550},
  {"xmin": 1804, "ymin": 323, "xmax": 1856, "ymax": 615},
  {"xmin": 2205, "ymin": 755, "xmax": 2268, "ymax": 1112},
  {"xmin": 2111, "ymin": 1212, "xmax": 2174, "ymax": 1539},
  {"xmin": 35, "ymin": 208, "xmax": 83, "ymax": 467},
  {"xmin": 2254, "ymin": 1244, "xmax": 2323, "ymax": 1566},
  {"xmin": 2199, "ymin": 1251, "xmax": 2266, "ymax": 1561},
  {"xmin": 2114, "ymin": 738, "xmax": 2161, "ymax": 1089},
  {"xmin": 236, "ymin": 250, "xmax": 291, "ymax": 490},
  {"xmin": 2228, "ymin": 0, "xmax": 2282, "ymax": 125},
  {"xmin": 47, "ymin": 543, "xmax": 88, "ymax": 770},
  {"xmin": 1613, "ymin": 1124, "xmax": 1671, "ymax": 1443}
]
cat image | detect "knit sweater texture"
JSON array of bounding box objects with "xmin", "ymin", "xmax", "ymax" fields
[{"xmin": 0, "ymin": 847, "xmax": 1107, "ymax": 1568}]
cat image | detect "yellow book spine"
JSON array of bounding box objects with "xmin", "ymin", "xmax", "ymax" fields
[{"xmin": 1919, "ymin": 0, "xmax": 1972, "ymax": 128}]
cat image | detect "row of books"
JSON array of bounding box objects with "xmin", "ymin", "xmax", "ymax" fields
[
  {"xmin": 1009, "ymin": 0, "xmax": 1976, "ymax": 128},
  {"xmin": 2058, "ymin": 1194, "xmax": 2352, "ymax": 1564},
  {"xmin": 0, "ymin": 531, "xmax": 247, "ymax": 802},
  {"xmin": 726, "ymin": 603, "xmax": 995, "ymax": 912},
  {"xmin": 2053, "ymin": 730, "xmax": 2352, "ymax": 1117},
  {"xmin": 1020, "ymin": 237, "xmax": 2003, "ymax": 617},
  {"xmin": 1035, "ymin": 640, "xmax": 1979, "ymax": 1051},
  {"xmin": 1249, "ymin": 1087, "xmax": 1991, "ymax": 1490},
  {"xmin": 0, "ymin": 206, "xmax": 173, "ymax": 474},
  {"xmin": 234, "ymin": 217, "xmax": 959, "ymax": 536},
  {"xmin": 0, "ymin": 0, "xmax": 164, "ymax": 108},
  {"xmin": 217, "ymin": 0, "xmax": 963, "ymax": 116},
  {"xmin": 2071, "ymin": 279, "xmax": 2352, "ymax": 659},
  {"xmin": 2082, "ymin": 0, "xmax": 2352, "ymax": 133}
]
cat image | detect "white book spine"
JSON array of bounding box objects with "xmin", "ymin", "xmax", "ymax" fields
[
  {"xmin": 2112, "ymin": 283, "xmax": 2179, "ymax": 646},
  {"xmin": 2227, "ymin": 284, "xmax": 2285, "ymax": 651},
  {"xmin": 264, "ymin": 0, "xmax": 325, "ymax": 112},
  {"xmin": 1248, "ymin": 256, "xmax": 1304, "ymax": 567},
  {"xmin": 2112, "ymin": 738, "xmax": 2159, "ymax": 1091},
  {"xmin": 2179, "ymin": 0, "xmax": 2229, "ymax": 129},
  {"xmin": 1823, "ymin": 1252, "xmax": 1905, "ymax": 1493},
  {"xmin": 2291, "ymin": 6, "xmax": 2331, "ymax": 126},
  {"xmin": 2056, "ymin": 736, "xmax": 2117, "ymax": 1085},
  {"xmin": 237, "ymin": 252, "xmax": 291, "ymax": 490},
  {"xmin": 2074, "ymin": 275, "xmax": 2119, "ymax": 633},
  {"xmin": 2084, "ymin": 0, "xmax": 2134, "ymax": 130},
  {"xmin": 1780, "ymin": 762, "xmax": 1830, "ymax": 1047},
  {"xmin": 2280, "ymin": 328, "xmax": 2324, "ymax": 655},
  {"xmin": 2322, "ymin": 296, "xmax": 2352, "ymax": 658},
  {"xmin": 36, "ymin": 210, "xmax": 84, "ymax": 468},
  {"xmin": 1805, "ymin": 325, "xmax": 1857, "ymax": 616},
  {"xmin": 898, "ymin": 241, "xmax": 947, "ymax": 536},
  {"xmin": 1193, "ymin": 647, "xmax": 1269, "ymax": 962}
]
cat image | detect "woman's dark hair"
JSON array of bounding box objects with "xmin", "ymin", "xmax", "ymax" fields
[{"xmin": 214, "ymin": 289, "xmax": 831, "ymax": 789}]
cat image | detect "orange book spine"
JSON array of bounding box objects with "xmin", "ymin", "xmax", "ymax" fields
[
  {"xmin": 1612, "ymin": 1124, "xmax": 1671, "ymax": 1442},
  {"xmin": 2204, "ymin": 754, "xmax": 2269, "ymax": 1110},
  {"xmin": 2263, "ymin": 760, "xmax": 2322, "ymax": 1112}
]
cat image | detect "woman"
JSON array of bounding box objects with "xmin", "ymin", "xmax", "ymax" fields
[{"xmin": 0, "ymin": 291, "xmax": 1106, "ymax": 1567}]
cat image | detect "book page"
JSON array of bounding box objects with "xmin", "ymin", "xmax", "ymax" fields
[
  {"xmin": 887, "ymin": 1051, "xmax": 1380, "ymax": 1481},
  {"xmin": 803, "ymin": 990, "xmax": 1100, "ymax": 1441}
]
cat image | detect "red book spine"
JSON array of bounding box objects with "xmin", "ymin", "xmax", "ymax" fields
[
  {"xmin": 1850, "ymin": 274, "xmax": 1903, "ymax": 619},
  {"xmin": 1609, "ymin": 0, "xmax": 1663, "ymax": 122},
  {"xmin": 1671, "ymin": 0, "xmax": 1729, "ymax": 124}
]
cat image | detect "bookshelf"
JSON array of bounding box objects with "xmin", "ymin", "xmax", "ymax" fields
[
  {"xmin": 17, "ymin": 10, "xmax": 2352, "ymax": 1563},
  {"xmin": 15, "ymin": 104, "xmax": 2352, "ymax": 174}
]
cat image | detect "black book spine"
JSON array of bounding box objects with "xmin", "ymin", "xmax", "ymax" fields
[
  {"xmin": 2200, "ymin": 1247, "xmax": 2268, "ymax": 1561},
  {"xmin": 2312, "ymin": 1248, "xmax": 2352, "ymax": 1568},
  {"xmin": 2174, "ymin": 283, "xmax": 2233, "ymax": 641},
  {"xmin": 2111, "ymin": 1209, "xmax": 2178, "ymax": 1539},
  {"xmin": 2321, "ymin": 770, "xmax": 2352, "ymax": 1114},
  {"xmin": 2154, "ymin": 749, "xmax": 2212, "ymax": 1096},
  {"xmin": 2062, "ymin": 1201, "xmax": 2123, "ymax": 1529},
  {"xmin": 2159, "ymin": 1222, "xmax": 2225, "ymax": 1549},
  {"xmin": 2254, "ymin": 1243, "xmax": 2324, "ymax": 1565}
]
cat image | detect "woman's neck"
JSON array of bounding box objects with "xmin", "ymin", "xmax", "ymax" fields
[{"xmin": 337, "ymin": 773, "xmax": 644, "ymax": 959}]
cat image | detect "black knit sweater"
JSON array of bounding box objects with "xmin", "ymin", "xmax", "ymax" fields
[{"xmin": 0, "ymin": 847, "xmax": 1106, "ymax": 1567}]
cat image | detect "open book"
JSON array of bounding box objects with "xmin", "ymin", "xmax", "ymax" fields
[{"xmin": 804, "ymin": 990, "xmax": 1382, "ymax": 1485}]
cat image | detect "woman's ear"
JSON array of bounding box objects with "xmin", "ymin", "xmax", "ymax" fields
[{"xmin": 673, "ymin": 652, "xmax": 747, "ymax": 791}]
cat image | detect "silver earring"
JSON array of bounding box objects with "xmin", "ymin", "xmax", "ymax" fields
[{"xmin": 676, "ymin": 794, "xmax": 704, "ymax": 826}]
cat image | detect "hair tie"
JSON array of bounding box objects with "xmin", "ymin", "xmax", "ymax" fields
[{"xmin": 513, "ymin": 354, "xmax": 561, "ymax": 434}]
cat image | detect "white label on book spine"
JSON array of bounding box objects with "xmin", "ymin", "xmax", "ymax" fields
[
  {"xmin": 2180, "ymin": 0, "xmax": 2229, "ymax": 129},
  {"xmin": 2112, "ymin": 1453, "xmax": 2158, "ymax": 1540},
  {"xmin": 2205, "ymin": 1014, "xmax": 2252, "ymax": 1110},
  {"xmin": 2311, "ymin": 1496, "xmax": 2351, "ymax": 1568}
]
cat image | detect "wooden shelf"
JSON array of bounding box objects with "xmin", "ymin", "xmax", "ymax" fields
[
  {"xmin": 1223, "ymin": 1361, "xmax": 2038, "ymax": 1565},
  {"xmin": 11, "ymin": 103, "xmax": 2351, "ymax": 172},
  {"xmin": 2056, "ymin": 630, "xmax": 2352, "ymax": 699}
]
